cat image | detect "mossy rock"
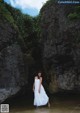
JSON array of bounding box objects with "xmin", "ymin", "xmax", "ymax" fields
[{"xmin": 0, "ymin": 2, "xmax": 17, "ymax": 29}]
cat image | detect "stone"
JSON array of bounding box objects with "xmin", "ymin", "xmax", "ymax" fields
[
  {"xmin": 0, "ymin": 14, "xmax": 27, "ymax": 103},
  {"xmin": 40, "ymin": 1, "xmax": 80, "ymax": 92}
]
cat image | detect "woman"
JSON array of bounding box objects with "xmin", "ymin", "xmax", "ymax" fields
[{"xmin": 33, "ymin": 72, "xmax": 50, "ymax": 107}]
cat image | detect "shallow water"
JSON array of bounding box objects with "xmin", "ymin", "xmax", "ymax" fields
[{"xmin": 3, "ymin": 93, "xmax": 80, "ymax": 113}]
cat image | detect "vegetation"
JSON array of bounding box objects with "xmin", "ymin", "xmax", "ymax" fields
[
  {"xmin": 68, "ymin": 6, "xmax": 80, "ymax": 20},
  {"xmin": 0, "ymin": 0, "xmax": 42, "ymax": 70},
  {"xmin": 1, "ymin": 0, "xmax": 79, "ymax": 53},
  {"xmin": 0, "ymin": 0, "xmax": 41, "ymax": 54},
  {"xmin": 0, "ymin": 1, "xmax": 16, "ymax": 27}
]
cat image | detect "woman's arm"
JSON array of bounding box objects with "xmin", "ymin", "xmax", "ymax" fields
[{"xmin": 38, "ymin": 77, "xmax": 42, "ymax": 93}]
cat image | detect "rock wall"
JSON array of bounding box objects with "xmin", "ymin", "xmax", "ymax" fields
[
  {"xmin": 0, "ymin": 10, "xmax": 27, "ymax": 103},
  {"xmin": 0, "ymin": 0, "xmax": 80, "ymax": 103},
  {"xmin": 40, "ymin": 1, "xmax": 80, "ymax": 93}
]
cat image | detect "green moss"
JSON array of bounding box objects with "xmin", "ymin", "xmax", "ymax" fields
[
  {"xmin": 6, "ymin": 4, "xmax": 33, "ymax": 38},
  {"xmin": 68, "ymin": 6, "xmax": 80, "ymax": 20},
  {"xmin": 0, "ymin": 2, "xmax": 17, "ymax": 28},
  {"xmin": 68, "ymin": 12, "xmax": 79, "ymax": 20},
  {"xmin": 0, "ymin": 1, "xmax": 41, "ymax": 55}
]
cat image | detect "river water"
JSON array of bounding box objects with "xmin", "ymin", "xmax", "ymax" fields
[{"xmin": 3, "ymin": 92, "xmax": 80, "ymax": 113}]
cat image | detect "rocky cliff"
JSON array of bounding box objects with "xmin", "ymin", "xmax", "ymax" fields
[
  {"xmin": 0, "ymin": 1, "xmax": 42, "ymax": 103},
  {"xmin": 40, "ymin": 0, "xmax": 80, "ymax": 93},
  {"xmin": 0, "ymin": 1, "xmax": 28, "ymax": 103},
  {"xmin": 0, "ymin": 0, "xmax": 80, "ymax": 103}
]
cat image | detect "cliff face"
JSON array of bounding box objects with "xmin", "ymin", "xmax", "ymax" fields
[
  {"xmin": 40, "ymin": 1, "xmax": 80, "ymax": 93},
  {"xmin": 0, "ymin": 1, "xmax": 42, "ymax": 103},
  {"xmin": 0, "ymin": 2, "xmax": 28, "ymax": 103},
  {"xmin": 0, "ymin": 0, "xmax": 80, "ymax": 103}
]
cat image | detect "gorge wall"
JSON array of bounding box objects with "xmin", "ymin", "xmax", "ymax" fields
[
  {"xmin": 0, "ymin": 1, "xmax": 28, "ymax": 103},
  {"xmin": 0, "ymin": 1, "xmax": 42, "ymax": 103},
  {"xmin": 40, "ymin": 0, "xmax": 80, "ymax": 93},
  {"xmin": 0, "ymin": 0, "xmax": 80, "ymax": 103}
]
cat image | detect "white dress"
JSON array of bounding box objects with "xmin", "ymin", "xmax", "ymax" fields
[{"xmin": 34, "ymin": 78, "xmax": 49, "ymax": 106}]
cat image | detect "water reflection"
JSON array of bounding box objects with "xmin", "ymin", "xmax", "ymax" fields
[
  {"xmin": 10, "ymin": 103, "xmax": 80, "ymax": 113},
  {"xmin": 34, "ymin": 108, "xmax": 50, "ymax": 113},
  {"xmin": 3, "ymin": 93, "xmax": 80, "ymax": 113}
]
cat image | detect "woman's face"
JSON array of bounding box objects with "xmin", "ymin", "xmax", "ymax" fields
[{"xmin": 38, "ymin": 72, "xmax": 41, "ymax": 77}]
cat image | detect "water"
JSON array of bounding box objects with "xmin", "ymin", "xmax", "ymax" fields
[{"xmin": 3, "ymin": 92, "xmax": 80, "ymax": 113}]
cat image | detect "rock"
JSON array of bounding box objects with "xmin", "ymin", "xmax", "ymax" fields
[
  {"xmin": 0, "ymin": 12, "xmax": 27, "ymax": 103},
  {"xmin": 40, "ymin": 1, "xmax": 80, "ymax": 93},
  {"xmin": 0, "ymin": 88, "xmax": 20, "ymax": 103}
]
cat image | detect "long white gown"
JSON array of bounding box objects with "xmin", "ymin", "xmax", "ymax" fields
[{"xmin": 34, "ymin": 78, "xmax": 49, "ymax": 106}]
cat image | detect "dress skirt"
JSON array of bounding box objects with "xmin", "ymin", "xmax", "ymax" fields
[{"xmin": 34, "ymin": 79, "xmax": 49, "ymax": 106}]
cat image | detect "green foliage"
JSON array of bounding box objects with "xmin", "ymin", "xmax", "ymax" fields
[
  {"xmin": 0, "ymin": 1, "xmax": 41, "ymax": 57},
  {"xmin": 68, "ymin": 6, "xmax": 80, "ymax": 20},
  {"xmin": 4, "ymin": 2, "xmax": 40, "ymax": 52},
  {"xmin": 0, "ymin": 0, "xmax": 4, "ymax": 3},
  {"xmin": 0, "ymin": 2, "xmax": 17, "ymax": 28},
  {"xmin": 68, "ymin": 12, "xmax": 79, "ymax": 20}
]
